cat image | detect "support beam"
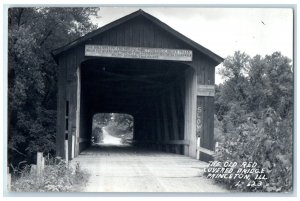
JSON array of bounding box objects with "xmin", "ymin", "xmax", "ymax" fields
[
  {"xmin": 75, "ymin": 66, "xmax": 81, "ymax": 157},
  {"xmin": 184, "ymin": 68, "xmax": 197, "ymax": 157},
  {"xmin": 169, "ymin": 86, "xmax": 180, "ymax": 154}
]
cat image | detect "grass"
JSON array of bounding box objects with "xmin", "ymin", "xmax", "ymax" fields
[{"xmin": 11, "ymin": 157, "xmax": 90, "ymax": 192}]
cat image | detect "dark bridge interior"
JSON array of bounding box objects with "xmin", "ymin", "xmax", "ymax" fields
[{"xmin": 79, "ymin": 58, "xmax": 191, "ymax": 153}]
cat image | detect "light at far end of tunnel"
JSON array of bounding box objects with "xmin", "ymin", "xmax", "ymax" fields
[{"xmin": 101, "ymin": 127, "xmax": 122, "ymax": 145}]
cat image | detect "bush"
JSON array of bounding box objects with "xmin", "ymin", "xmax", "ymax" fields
[
  {"xmin": 214, "ymin": 52, "xmax": 293, "ymax": 192},
  {"xmin": 11, "ymin": 158, "xmax": 89, "ymax": 192},
  {"xmin": 214, "ymin": 108, "xmax": 292, "ymax": 192}
]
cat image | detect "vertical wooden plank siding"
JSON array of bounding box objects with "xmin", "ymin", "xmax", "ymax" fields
[
  {"xmin": 183, "ymin": 69, "xmax": 190, "ymax": 156},
  {"xmin": 193, "ymin": 52, "xmax": 216, "ymax": 160},
  {"xmin": 190, "ymin": 69, "xmax": 198, "ymax": 158}
]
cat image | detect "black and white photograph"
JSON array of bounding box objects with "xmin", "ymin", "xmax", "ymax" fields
[{"xmin": 3, "ymin": 3, "xmax": 296, "ymax": 195}]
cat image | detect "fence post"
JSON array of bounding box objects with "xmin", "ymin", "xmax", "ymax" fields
[
  {"xmin": 65, "ymin": 140, "xmax": 69, "ymax": 162},
  {"xmin": 196, "ymin": 137, "xmax": 201, "ymax": 160},
  {"xmin": 37, "ymin": 152, "xmax": 45, "ymax": 176},
  {"xmin": 7, "ymin": 168, "xmax": 11, "ymax": 192},
  {"xmin": 72, "ymin": 135, "xmax": 75, "ymax": 159},
  {"xmin": 215, "ymin": 141, "xmax": 219, "ymax": 152}
]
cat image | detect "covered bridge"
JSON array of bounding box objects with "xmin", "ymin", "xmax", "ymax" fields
[{"xmin": 52, "ymin": 9, "xmax": 223, "ymax": 162}]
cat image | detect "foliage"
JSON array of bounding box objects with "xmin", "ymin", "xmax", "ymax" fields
[
  {"xmin": 111, "ymin": 113, "xmax": 134, "ymax": 132},
  {"xmin": 8, "ymin": 7, "xmax": 99, "ymax": 166},
  {"xmin": 11, "ymin": 158, "xmax": 89, "ymax": 192},
  {"xmin": 91, "ymin": 127, "xmax": 103, "ymax": 143},
  {"xmin": 214, "ymin": 51, "xmax": 293, "ymax": 192},
  {"xmin": 92, "ymin": 113, "xmax": 111, "ymax": 143},
  {"xmin": 92, "ymin": 113, "xmax": 134, "ymax": 143},
  {"xmin": 93, "ymin": 113, "xmax": 112, "ymax": 128},
  {"xmin": 106, "ymin": 113, "xmax": 134, "ymax": 141}
]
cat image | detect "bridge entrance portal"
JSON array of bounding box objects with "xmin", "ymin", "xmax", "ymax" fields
[{"xmin": 52, "ymin": 9, "xmax": 223, "ymax": 162}]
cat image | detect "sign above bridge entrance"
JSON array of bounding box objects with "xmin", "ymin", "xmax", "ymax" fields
[{"xmin": 85, "ymin": 45, "xmax": 193, "ymax": 61}]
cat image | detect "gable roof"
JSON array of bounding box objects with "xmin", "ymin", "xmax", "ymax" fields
[{"xmin": 52, "ymin": 9, "xmax": 223, "ymax": 64}]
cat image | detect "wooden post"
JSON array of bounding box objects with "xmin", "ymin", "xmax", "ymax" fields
[
  {"xmin": 196, "ymin": 137, "xmax": 216, "ymax": 160},
  {"xmin": 65, "ymin": 140, "xmax": 69, "ymax": 162},
  {"xmin": 215, "ymin": 141, "xmax": 219, "ymax": 152},
  {"xmin": 7, "ymin": 168, "xmax": 11, "ymax": 192},
  {"xmin": 37, "ymin": 152, "xmax": 45, "ymax": 176},
  {"xmin": 72, "ymin": 135, "xmax": 75, "ymax": 159},
  {"xmin": 184, "ymin": 68, "xmax": 197, "ymax": 157},
  {"xmin": 75, "ymin": 66, "xmax": 81, "ymax": 157},
  {"xmin": 196, "ymin": 137, "xmax": 201, "ymax": 160}
]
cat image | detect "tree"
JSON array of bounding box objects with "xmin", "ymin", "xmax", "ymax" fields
[
  {"xmin": 214, "ymin": 51, "xmax": 293, "ymax": 192},
  {"xmin": 216, "ymin": 51, "xmax": 249, "ymax": 122},
  {"xmin": 8, "ymin": 7, "xmax": 99, "ymax": 166},
  {"xmin": 216, "ymin": 51, "xmax": 293, "ymax": 119},
  {"xmin": 93, "ymin": 113, "xmax": 112, "ymax": 128},
  {"xmin": 263, "ymin": 52, "xmax": 293, "ymax": 117},
  {"xmin": 111, "ymin": 113, "xmax": 134, "ymax": 132}
]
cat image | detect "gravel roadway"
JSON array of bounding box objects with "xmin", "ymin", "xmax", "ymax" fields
[{"xmin": 72, "ymin": 143, "xmax": 229, "ymax": 193}]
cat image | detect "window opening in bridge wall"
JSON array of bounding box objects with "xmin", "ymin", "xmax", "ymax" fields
[
  {"xmin": 66, "ymin": 100, "xmax": 69, "ymax": 116},
  {"xmin": 91, "ymin": 113, "xmax": 134, "ymax": 145}
]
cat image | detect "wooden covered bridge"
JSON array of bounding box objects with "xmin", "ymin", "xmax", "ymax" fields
[{"xmin": 52, "ymin": 9, "xmax": 223, "ymax": 163}]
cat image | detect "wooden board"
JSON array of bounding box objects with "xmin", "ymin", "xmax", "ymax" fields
[
  {"xmin": 85, "ymin": 45, "xmax": 192, "ymax": 61},
  {"xmin": 197, "ymin": 85, "xmax": 215, "ymax": 96}
]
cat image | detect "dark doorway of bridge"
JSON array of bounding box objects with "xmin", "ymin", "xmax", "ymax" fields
[
  {"xmin": 78, "ymin": 58, "xmax": 190, "ymax": 155},
  {"xmin": 91, "ymin": 113, "xmax": 134, "ymax": 145}
]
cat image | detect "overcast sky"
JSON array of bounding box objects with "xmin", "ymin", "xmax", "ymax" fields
[{"xmin": 91, "ymin": 7, "xmax": 293, "ymax": 84}]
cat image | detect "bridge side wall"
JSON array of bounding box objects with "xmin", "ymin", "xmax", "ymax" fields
[{"xmin": 194, "ymin": 52, "xmax": 216, "ymax": 160}]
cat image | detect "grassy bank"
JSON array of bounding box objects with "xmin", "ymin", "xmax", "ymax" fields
[{"xmin": 11, "ymin": 159, "xmax": 89, "ymax": 192}]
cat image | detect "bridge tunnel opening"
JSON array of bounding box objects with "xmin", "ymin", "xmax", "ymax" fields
[
  {"xmin": 91, "ymin": 113, "xmax": 134, "ymax": 145},
  {"xmin": 78, "ymin": 58, "xmax": 193, "ymax": 155}
]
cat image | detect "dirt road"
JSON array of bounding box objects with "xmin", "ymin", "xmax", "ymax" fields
[
  {"xmin": 101, "ymin": 127, "xmax": 122, "ymax": 145},
  {"xmin": 72, "ymin": 144, "xmax": 228, "ymax": 192}
]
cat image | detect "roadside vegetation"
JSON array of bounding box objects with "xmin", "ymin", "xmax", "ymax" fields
[
  {"xmin": 214, "ymin": 51, "xmax": 293, "ymax": 192},
  {"xmin": 11, "ymin": 157, "xmax": 89, "ymax": 192},
  {"xmin": 8, "ymin": 7, "xmax": 99, "ymax": 168}
]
